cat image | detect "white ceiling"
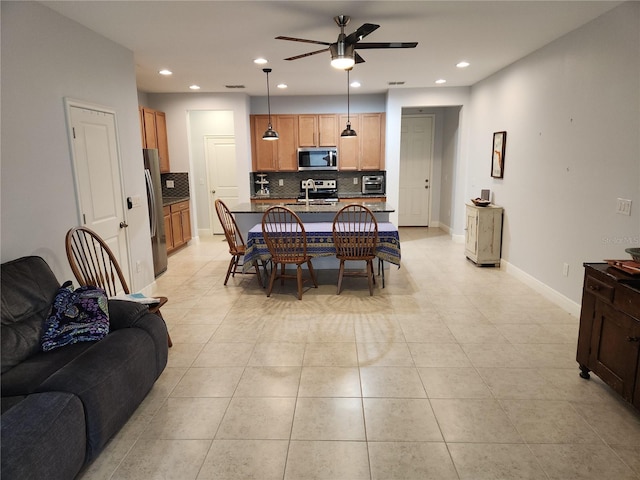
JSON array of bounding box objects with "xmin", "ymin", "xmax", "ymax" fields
[{"xmin": 42, "ymin": 1, "xmax": 620, "ymax": 96}]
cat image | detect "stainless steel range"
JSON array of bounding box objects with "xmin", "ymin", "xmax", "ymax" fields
[{"xmin": 298, "ymin": 179, "xmax": 338, "ymax": 202}]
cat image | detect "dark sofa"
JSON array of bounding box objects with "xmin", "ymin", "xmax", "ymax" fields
[{"xmin": 1, "ymin": 256, "xmax": 168, "ymax": 480}]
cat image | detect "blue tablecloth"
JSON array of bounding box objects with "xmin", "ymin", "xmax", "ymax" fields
[{"xmin": 243, "ymin": 221, "xmax": 401, "ymax": 272}]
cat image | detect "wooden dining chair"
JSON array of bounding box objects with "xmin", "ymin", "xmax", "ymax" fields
[
  {"xmin": 215, "ymin": 199, "xmax": 264, "ymax": 287},
  {"xmin": 261, "ymin": 206, "xmax": 318, "ymax": 300},
  {"xmin": 65, "ymin": 226, "xmax": 172, "ymax": 347},
  {"xmin": 332, "ymin": 204, "xmax": 379, "ymax": 295}
]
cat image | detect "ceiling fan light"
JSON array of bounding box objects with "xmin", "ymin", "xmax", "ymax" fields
[{"xmin": 330, "ymin": 43, "xmax": 355, "ymax": 70}]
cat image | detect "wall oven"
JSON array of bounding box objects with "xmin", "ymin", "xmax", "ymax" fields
[
  {"xmin": 361, "ymin": 175, "xmax": 385, "ymax": 195},
  {"xmin": 298, "ymin": 147, "xmax": 338, "ymax": 171}
]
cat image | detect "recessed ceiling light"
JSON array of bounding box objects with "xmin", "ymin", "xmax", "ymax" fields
[
  {"xmin": 350, "ymin": 81, "xmax": 361, "ymax": 88},
  {"xmin": 158, "ymin": 69, "xmax": 172, "ymax": 76},
  {"xmin": 189, "ymin": 84, "xmax": 201, "ymax": 90},
  {"xmin": 254, "ymin": 58, "xmax": 268, "ymax": 65},
  {"xmin": 435, "ymin": 79, "xmax": 447, "ymax": 84},
  {"xmin": 456, "ymin": 61, "xmax": 470, "ymax": 68},
  {"xmin": 277, "ymin": 83, "xmax": 287, "ymax": 89}
]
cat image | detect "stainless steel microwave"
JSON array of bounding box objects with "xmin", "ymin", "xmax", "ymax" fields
[{"xmin": 298, "ymin": 147, "xmax": 338, "ymax": 171}]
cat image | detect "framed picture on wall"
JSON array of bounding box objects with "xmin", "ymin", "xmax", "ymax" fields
[{"xmin": 491, "ymin": 131, "xmax": 506, "ymax": 178}]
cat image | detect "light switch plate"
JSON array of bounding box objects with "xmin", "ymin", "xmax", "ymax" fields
[
  {"xmin": 616, "ymin": 198, "xmax": 632, "ymax": 216},
  {"xmin": 166, "ymin": 180, "xmax": 175, "ymax": 188}
]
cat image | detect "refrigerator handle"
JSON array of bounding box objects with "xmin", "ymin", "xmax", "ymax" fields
[{"xmin": 144, "ymin": 168, "xmax": 157, "ymax": 237}]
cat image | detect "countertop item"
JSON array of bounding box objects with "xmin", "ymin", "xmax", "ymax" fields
[
  {"xmin": 232, "ymin": 201, "xmax": 395, "ymax": 214},
  {"xmin": 162, "ymin": 196, "xmax": 190, "ymax": 207}
]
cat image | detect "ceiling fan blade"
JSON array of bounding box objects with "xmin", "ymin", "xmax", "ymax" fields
[
  {"xmin": 283, "ymin": 48, "xmax": 330, "ymax": 61},
  {"xmin": 275, "ymin": 36, "xmax": 331, "ymax": 46},
  {"xmin": 345, "ymin": 23, "xmax": 380, "ymax": 44},
  {"xmin": 354, "ymin": 52, "xmax": 366, "ymax": 64},
  {"xmin": 354, "ymin": 42, "xmax": 418, "ymax": 49}
]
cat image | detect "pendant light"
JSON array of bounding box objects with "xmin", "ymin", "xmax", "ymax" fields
[
  {"xmin": 341, "ymin": 68, "xmax": 357, "ymax": 137},
  {"xmin": 262, "ymin": 68, "xmax": 278, "ymax": 141}
]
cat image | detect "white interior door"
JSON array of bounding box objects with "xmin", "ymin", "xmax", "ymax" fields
[
  {"xmin": 67, "ymin": 102, "xmax": 130, "ymax": 286},
  {"xmin": 398, "ymin": 115, "xmax": 434, "ymax": 226},
  {"xmin": 205, "ymin": 136, "xmax": 238, "ymax": 235}
]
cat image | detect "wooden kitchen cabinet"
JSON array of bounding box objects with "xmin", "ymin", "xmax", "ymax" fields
[
  {"xmin": 166, "ymin": 200, "xmax": 191, "ymax": 253},
  {"xmin": 464, "ymin": 203, "xmax": 503, "ymax": 266},
  {"xmin": 139, "ymin": 106, "xmax": 170, "ymax": 173},
  {"xmin": 338, "ymin": 113, "xmax": 385, "ymax": 171},
  {"xmin": 298, "ymin": 114, "xmax": 338, "ymax": 147},
  {"xmin": 250, "ymin": 115, "xmax": 298, "ymax": 172},
  {"xmin": 577, "ymin": 263, "xmax": 640, "ymax": 409}
]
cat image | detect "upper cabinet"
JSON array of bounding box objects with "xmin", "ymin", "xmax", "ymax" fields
[
  {"xmin": 251, "ymin": 115, "xmax": 298, "ymax": 172},
  {"xmin": 250, "ymin": 113, "xmax": 385, "ymax": 172},
  {"xmin": 139, "ymin": 106, "xmax": 170, "ymax": 173},
  {"xmin": 338, "ymin": 113, "xmax": 385, "ymax": 171},
  {"xmin": 297, "ymin": 114, "xmax": 338, "ymax": 147}
]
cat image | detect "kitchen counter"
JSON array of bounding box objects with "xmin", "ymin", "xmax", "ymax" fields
[
  {"xmin": 162, "ymin": 196, "xmax": 190, "ymax": 207},
  {"xmin": 233, "ymin": 201, "xmax": 394, "ymax": 214},
  {"xmin": 230, "ymin": 201, "xmax": 395, "ymax": 242}
]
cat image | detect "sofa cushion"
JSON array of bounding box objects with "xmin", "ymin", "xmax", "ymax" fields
[
  {"xmin": 1, "ymin": 342, "xmax": 95, "ymax": 397},
  {"xmin": 107, "ymin": 299, "xmax": 149, "ymax": 330},
  {"xmin": 41, "ymin": 282, "xmax": 110, "ymax": 352},
  {"xmin": 1, "ymin": 256, "xmax": 60, "ymax": 373},
  {"xmin": 1, "ymin": 392, "xmax": 86, "ymax": 480}
]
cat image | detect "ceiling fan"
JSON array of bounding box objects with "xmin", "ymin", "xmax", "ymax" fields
[{"xmin": 276, "ymin": 15, "xmax": 418, "ymax": 70}]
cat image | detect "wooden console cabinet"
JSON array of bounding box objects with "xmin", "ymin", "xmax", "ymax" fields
[
  {"xmin": 464, "ymin": 203, "xmax": 503, "ymax": 266},
  {"xmin": 576, "ymin": 263, "xmax": 640, "ymax": 409}
]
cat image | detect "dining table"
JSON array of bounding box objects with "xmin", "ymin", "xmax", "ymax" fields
[{"xmin": 242, "ymin": 221, "xmax": 401, "ymax": 287}]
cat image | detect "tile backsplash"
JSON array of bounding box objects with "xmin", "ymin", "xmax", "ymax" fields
[
  {"xmin": 161, "ymin": 172, "xmax": 189, "ymax": 197},
  {"xmin": 250, "ymin": 171, "xmax": 385, "ymax": 198}
]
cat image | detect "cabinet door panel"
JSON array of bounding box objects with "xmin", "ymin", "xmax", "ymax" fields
[
  {"xmin": 171, "ymin": 211, "xmax": 184, "ymax": 247},
  {"xmin": 589, "ymin": 301, "xmax": 640, "ymax": 401},
  {"xmin": 181, "ymin": 208, "xmax": 192, "ymax": 243},
  {"xmin": 276, "ymin": 115, "xmax": 298, "ymax": 171},
  {"xmin": 142, "ymin": 108, "xmax": 157, "ymax": 149},
  {"xmin": 298, "ymin": 115, "xmax": 318, "ymax": 147},
  {"xmin": 251, "ymin": 115, "xmax": 276, "ymax": 171},
  {"xmin": 360, "ymin": 113, "xmax": 384, "ymax": 170},
  {"xmin": 154, "ymin": 111, "xmax": 170, "ymax": 173},
  {"xmin": 318, "ymin": 115, "xmax": 338, "ymax": 146},
  {"xmin": 338, "ymin": 115, "xmax": 360, "ymax": 170}
]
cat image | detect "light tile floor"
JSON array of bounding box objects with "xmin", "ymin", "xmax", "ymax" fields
[{"xmin": 79, "ymin": 228, "xmax": 640, "ymax": 480}]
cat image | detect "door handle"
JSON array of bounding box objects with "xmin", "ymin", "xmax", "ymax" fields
[{"xmin": 119, "ymin": 221, "xmax": 128, "ymax": 228}]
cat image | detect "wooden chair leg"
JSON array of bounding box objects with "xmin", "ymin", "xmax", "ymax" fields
[
  {"xmin": 337, "ymin": 260, "xmax": 345, "ymax": 295},
  {"xmin": 167, "ymin": 332, "xmax": 173, "ymax": 347},
  {"xmin": 253, "ymin": 260, "xmax": 264, "ymax": 288},
  {"xmin": 296, "ymin": 264, "xmax": 303, "ymax": 300},
  {"xmin": 307, "ymin": 260, "xmax": 318, "ymax": 287},
  {"xmin": 224, "ymin": 256, "xmax": 236, "ymax": 285},
  {"xmin": 266, "ymin": 262, "xmax": 277, "ymax": 297},
  {"xmin": 280, "ymin": 263, "xmax": 286, "ymax": 286},
  {"xmin": 367, "ymin": 260, "xmax": 374, "ymax": 296}
]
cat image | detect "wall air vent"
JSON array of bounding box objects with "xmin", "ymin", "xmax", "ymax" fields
[
  {"xmin": 225, "ymin": 85, "xmax": 246, "ymax": 89},
  {"xmin": 388, "ymin": 81, "xmax": 406, "ymax": 86}
]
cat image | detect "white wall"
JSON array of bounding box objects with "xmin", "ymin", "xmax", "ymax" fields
[
  {"xmin": 465, "ymin": 1, "xmax": 639, "ymax": 305},
  {"xmin": 1, "ymin": 1, "xmax": 155, "ymax": 291}
]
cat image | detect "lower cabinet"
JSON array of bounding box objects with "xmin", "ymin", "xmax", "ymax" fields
[
  {"xmin": 164, "ymin": 200, "xmax": 191, "ymax": 253},
  {"xmin": 464, "ymin": 203, "xmax": 503, "ymax": 266},
  {"xmin": 577, "ymin": 263, "xmax": 640, "ymax": 410}
]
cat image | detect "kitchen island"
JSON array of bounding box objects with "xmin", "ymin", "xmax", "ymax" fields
[{"xmin": 231, "ymin": 201, "xmax": 395, "ymax": 239}]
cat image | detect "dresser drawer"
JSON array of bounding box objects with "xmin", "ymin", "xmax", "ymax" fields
[{"xmin": 585, "ymin": 275, "xmax": 614, "ymax": 303}]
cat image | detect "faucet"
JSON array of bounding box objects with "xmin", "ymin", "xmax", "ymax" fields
[{"xmin": 302, "ymin": 178, "xmax": 316, "ymax": 205}]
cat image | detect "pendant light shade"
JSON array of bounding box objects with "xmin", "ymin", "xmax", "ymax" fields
[
  {"xmin": 262, "ymin": 68, "xmax": 278, "ymax": 141},
  {"xmin": 341, "ymin": 68, "xmax": 357, "ymax": 137}
]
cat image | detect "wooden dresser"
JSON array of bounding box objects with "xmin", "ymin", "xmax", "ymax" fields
[{"xmin": 576, "ymin": 263, "xmax": 640, "ymax": 409}]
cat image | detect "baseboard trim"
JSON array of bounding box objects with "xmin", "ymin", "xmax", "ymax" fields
[{"xmin": 501, "ymin": 259, "xmax": 581, "ymax": 317}]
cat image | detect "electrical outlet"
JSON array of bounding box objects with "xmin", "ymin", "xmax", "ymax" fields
[
  {"xmin": 562, "ymin": 263, "xmax": 570, "ymax": 277},
  {"xmin": 279, "ymin": 179, "xmax": 284, "ymax": 186},
  {"xmin": 166, "ymin": 180, "xmax": 175, "ymax": 188},
  {"xmin": 353, "ymin": 177, "xmax": 358, "ymax": 185},
  {"xmin": 616, "ymin": 198, "xmax": 632, "ymax": 216}
]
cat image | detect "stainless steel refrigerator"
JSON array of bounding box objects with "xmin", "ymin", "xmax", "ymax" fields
[{"xmin": 143, "ymin": 149, "xmax": 168, "ymax": 277}]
